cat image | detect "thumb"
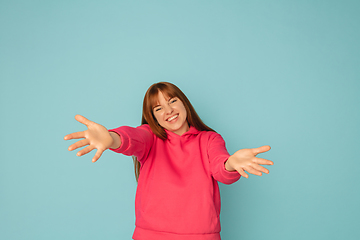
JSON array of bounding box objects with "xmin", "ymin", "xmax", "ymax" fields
[
  {"xmin": 252, "ymin": 145, "xmax": 271, "ymax": 155},
  {"xmin": 75, "ymin": 115, "xmax": 93, "ymax": 127},
  {"xmin": 92, "ymin": 149, "xmax": 104, "ymax": 163}
]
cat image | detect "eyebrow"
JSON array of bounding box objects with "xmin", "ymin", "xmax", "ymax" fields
[{"xmin": 152, "ymin": 97, "xmax": 177, "ymax": 109}]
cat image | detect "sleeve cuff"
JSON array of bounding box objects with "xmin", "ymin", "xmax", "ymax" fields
[
  {"xmin": 108, "ymin": 129, "xmax": 129, "ymax": 153},
  {"xmin": 220, "ymin": 158, "xmax": 241, "ymax": 184}
]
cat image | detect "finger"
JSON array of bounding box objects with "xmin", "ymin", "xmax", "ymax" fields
[
  {"xmin": 253, "ymin": 157, "xmax": 274, "ymax": 165},
  {"xmin": 236, "ymin": 167, "xmax": 249, "ymax": 178},
  {"xmin": 92, "ymin": 149, "xmax": 104, "ymax": 163},
  {"xmin": 75, "ymin": 114, "xmax": 93, "ymax": 127},
  {"xmin": 244, "ymin": 166, "xmax": 263, "ymax": 176},
  {"xmin": 64, "ymin": 131, "xmax": 85, "ymax": 140},
  {"xmin": 77, "ymin": 145, "xmax": 95, "ymax": 157},
  {"xmin": 68, "ymin": 139, "xmax": 89, "ymax": 151},
  {"xmin": 251, "ymin": 163, "xmax": 270, "ymax": 174},
  {"xmin": 252, "ymin": 145, "xmax": 271, "ymax": 155}
]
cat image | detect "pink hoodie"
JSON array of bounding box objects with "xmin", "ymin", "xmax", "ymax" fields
[{"xmin": 109, "ymin": 124, "xmax": 240, "ymax": 240}]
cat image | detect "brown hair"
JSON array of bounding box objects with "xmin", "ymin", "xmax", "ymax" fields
[{"xmin": 132, "ymin": 82, "xmax": 215, "ymax": 181}]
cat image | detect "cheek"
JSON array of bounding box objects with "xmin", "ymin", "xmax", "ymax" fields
[
  {"xmin": 153, "ymin": 111, "xmax": 163, "ymax": 123},
  {"xmin": 180, "ymin": 106, "xmax": 187, "ymax": 118}
]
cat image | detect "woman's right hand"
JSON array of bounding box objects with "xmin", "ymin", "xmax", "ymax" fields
[{"xmin": 64, "ymin": 115, "xmax": 119, "ymax": 162}]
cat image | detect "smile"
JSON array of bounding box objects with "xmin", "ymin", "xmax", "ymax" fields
[{"xmin": 167, "ymin": 114, "xmax": 178, "ymax": 121}]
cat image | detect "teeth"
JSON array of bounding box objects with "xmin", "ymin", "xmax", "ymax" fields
[{"xmin": 167, "ymin": 115, "xmax": 178, "ymax": 121}]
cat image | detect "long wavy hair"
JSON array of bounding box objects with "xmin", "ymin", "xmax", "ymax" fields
[{"xmin": 133, "ymin": 82, "xmax": 215, "ymax": 182}]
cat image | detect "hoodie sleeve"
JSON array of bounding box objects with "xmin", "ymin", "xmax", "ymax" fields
[
  {"xmin": 108, "ymin": 124, "xmax": 154, "ymax": 163},
  {"xmin": 208, "ymin": 132, "xmax": 241, "ymax": 185}
]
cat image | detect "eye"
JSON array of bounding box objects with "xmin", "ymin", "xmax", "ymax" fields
[
  {"xmin": 154, "ymin": 107, "xmax": 162, "ymax": 112},
  {"xmin": 170, "ymin": 99, "xmax": 177, "ymax": 104}
]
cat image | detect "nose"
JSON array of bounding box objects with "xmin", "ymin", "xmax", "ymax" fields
[{"xmin": 164, "ymin": 103, "xmax": 173, "ymax": 114}]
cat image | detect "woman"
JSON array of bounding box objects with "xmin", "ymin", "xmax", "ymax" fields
[{"xmin": 64, "ymin": 82, "xmax": 273, "ymax": 240}]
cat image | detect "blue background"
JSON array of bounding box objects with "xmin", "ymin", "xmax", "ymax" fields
[{"xmin": 1, "ymin": 1, "xmax": 359, "ymax": 239}]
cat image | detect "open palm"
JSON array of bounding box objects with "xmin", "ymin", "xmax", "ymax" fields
[{"xmin": 64, "ymin": 115, "xmax": 114, "ymax": 162}]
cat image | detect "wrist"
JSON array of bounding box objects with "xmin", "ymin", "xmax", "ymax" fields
[
  {"xmin": 109, "ymin": 131, "xmax": 121, "ymax": 149},
  {"xmin": 225, "ymin": 156, "xmax": 236, "ymax": 171}
]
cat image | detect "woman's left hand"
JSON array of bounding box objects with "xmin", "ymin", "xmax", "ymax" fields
[{"xmin": 225, "ymin": 145, "xmax": 273, "ymax": 178}]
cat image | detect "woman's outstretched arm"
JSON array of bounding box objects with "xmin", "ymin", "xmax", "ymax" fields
[
  {"xmin": 225, "ymin": 145, "xmax": 273, "ymax": 178},
  {"xmin": 64, "ymin": 115, "xmax": 121, "ymax": 162}
]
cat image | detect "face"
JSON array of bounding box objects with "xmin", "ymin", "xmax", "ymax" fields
[{"xmin": 153, "ymin": 91, "xmax": 189, "ymax": 136}]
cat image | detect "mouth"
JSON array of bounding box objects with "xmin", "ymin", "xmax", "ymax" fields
[{"xmin": 166, "ymin": 114, "xmax": 179, "ymax": 122}]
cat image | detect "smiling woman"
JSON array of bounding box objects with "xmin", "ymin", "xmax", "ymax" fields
[
  {"xmin": 140, "ymin": 82, "xmax": 215, "ymax": 139},
  {"xmin": 64, "ymin": 82, "xmax": 273, "ymax": 240},
  {"xmin": 152, "ymin": 92, "xmax": 189, "ymax": 136}
]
